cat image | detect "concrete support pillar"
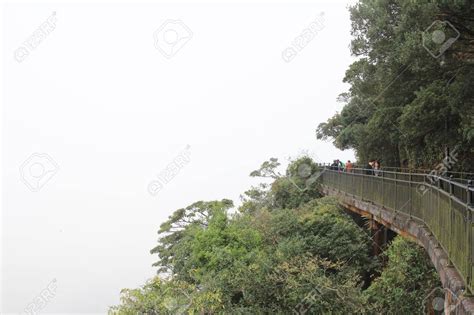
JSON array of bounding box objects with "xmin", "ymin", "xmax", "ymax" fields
[
  {"xmin": 445, "ymin": 289, "xmax": 451, "ymax": 314},
  {"xmin": 370, "ymin": 217, "xmax": 384, "ymax": 256},
  {"xmin": 444, "ymin": 288, "xmax": 458, "ymax": 314}
]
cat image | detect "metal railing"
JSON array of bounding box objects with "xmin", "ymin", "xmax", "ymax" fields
[{"xmin": 318, "ymin": 166, "xmax": 474, "ymax": 293}]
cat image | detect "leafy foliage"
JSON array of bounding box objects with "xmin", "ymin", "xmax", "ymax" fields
[
  {"xmin": 242, "ymin": 156, "xmax": 322, "ymax": 211},
  {"xmin": 111, "ymin": 192, "xmax": 439, "ymax": 314},
  {"xmin": 150, "ymin": 199, "xmax": 234, "ymax": 279},
  {"xmin": 110, "ymin": 0, "xmax": 461, "ymax": 312},
  {"xmin": 110, "ymin": 158, "xmax": 436, "ymax": 314},
  {"xmin": 364, "ymin": 236, "xmax": 441, "ymax": 314},
  {"xmin": 110, "ymin": 153, "xmax": 440, "ymax": 314},
  {"xmin": 317, "ymin": 0, "xmax": 474, "ymax": 171},
  {"xmin": 112, "ymin": 196, "xmax": 374, "ymax": 314}
]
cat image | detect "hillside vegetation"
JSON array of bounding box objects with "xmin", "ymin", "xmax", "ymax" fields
[
  {"xmin": 109, "ymin": 158, "xmax": 440, "ymax": 314},
  {"xmin": 110, "ymin": 0, "xmax": 473, "ymax": 312}
]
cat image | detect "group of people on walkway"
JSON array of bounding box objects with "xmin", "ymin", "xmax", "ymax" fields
[
  {"xmin": 365, "ymin": 160, "xmax": 382, "ymax": 176},
  {"xmin": 329, "ymin": 159, "xmax": 354, "ymax": 172},
  {"xmin": 329, "ymin": 159, "xmax": 381, "ymax": 176}
]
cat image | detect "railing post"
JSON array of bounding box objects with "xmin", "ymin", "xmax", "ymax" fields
[
  {"xmin": 338, "ymin": 168, "xmax": 341, "ymax": 191},
  {"xmin": 438, "ymin": 177, "xmax": 446, "ymax": 256},
  {"xmin": 351, "ymin": 169, "xmax": 354, "ymax": 196},
  {"xmin": 468, "ymin": 180, "xmax": 474, "ymax": 208},
  {"xmin": 448, "ymin": 178, "xmax": 453, "ymax": 259},
  {"xmin": 467, "ymin": 180, "xmax": 473, "ymax": 291},
  {"xmin": 382, "ymin": 170, "xmax": 384, "ymax": 207},
  {"xmin": 395, "ymin": 172, "xmax": 398, "ymax": 212},
  {"xmin": 409, "ymin": 171, "xmax": 412, "ymax": 218}
]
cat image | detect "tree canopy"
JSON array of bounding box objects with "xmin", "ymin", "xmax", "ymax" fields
[
  {"xmin": 110, "ymin": 157, "xmax": 439, "ymax": 314},
  {"xmin": 108, "ymin": 0, "xmax": 468, "ymax": 312},
  {"xmin": 316, "ymin": 0, "xmax": 473, "ymax": 171}
]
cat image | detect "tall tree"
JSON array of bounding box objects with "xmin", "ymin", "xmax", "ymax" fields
[
  {"xmin": 317, "ymin": 0, "xmax": 474, "ymax": 171},
  {"xmin": 150, "ymin": 199, "xmax": 234, "ymax": 280}
]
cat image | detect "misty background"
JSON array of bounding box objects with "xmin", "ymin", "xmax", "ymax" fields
[{"xmin": 2, "ymin": 1, "xmax": 355, "ymax": 313}]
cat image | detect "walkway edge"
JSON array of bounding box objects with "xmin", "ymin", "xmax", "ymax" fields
[{"xmin": 322, "ymin": 185, "xmax": 474, "ymax": 315}]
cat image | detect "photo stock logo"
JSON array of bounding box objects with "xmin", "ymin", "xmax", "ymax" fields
[
  {"xmin": 20, "ymin": 153, "xmax": 59, "ymax": 192},
  {"xmin": 162, "ymin": 287, "xmax": 191, "ymax": 315},
  {"xmin": 23, "ymin": 278, "xmax": 58, "ymax": 315},
  {"xmin": 288, "ymin": 162, "xmax": 323, "ymax": 192},
  {"xmin": 293, "ymin": 288, "xmax": 321, "ymax": 314},
  {"xmin": 154, "ymin": 20, "xmax": 193, "ymax": 58},
  {"xmin": 416, "ymin": 146, "xmax": 459, "ymax": 196},
  {"xmin": 282, "ymin": 12, "xmax": 325, "ymax": 63},
  {"xmin": 422, "ymin": 287, "xmax": 461, "ymax": 314},
  {"xmin": 14, "ymin": 12, "xmax": 57, "ymax": 63},
  {"xmin": 422, "ymin": 20, "xmax": 459, "ymax": 59},
  {"xmin": 148, "ymin": 145, "xmax": 191, "ymax": 196}
]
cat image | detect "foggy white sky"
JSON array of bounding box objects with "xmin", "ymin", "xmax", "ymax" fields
[{"xmin": 2, "ymin": 0, "xmax": 356, "ymax": 313}]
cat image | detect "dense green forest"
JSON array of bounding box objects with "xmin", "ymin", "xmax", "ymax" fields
[
  {"xmin": 109, "ymin": 157, "xmax": 440, "ymax": 314},
  {"xmin": 316, "ymin": 0, "xmax": 473, "ymax": 171},
  {"xmin": 110, "ymin": 0, "xmax": 472, "ymax": 313}
]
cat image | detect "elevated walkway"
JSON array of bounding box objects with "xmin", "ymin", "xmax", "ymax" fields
[{"xmin": 319, "ymin": 167, "xmax": 474, "ymax": 314}]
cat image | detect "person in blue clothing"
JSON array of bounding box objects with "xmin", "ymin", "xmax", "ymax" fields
[{"xmin": 365, "ymin": 160, "xmax": 375, "ymax": 175}]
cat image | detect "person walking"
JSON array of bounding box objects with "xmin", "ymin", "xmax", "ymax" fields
[
  {"xmin": 365, "ymin": 160, "xmax": 374, "ymax": 175},
  {"xmin": 338, "ymin": 159, "xmax": 345, "ymax": 172},
  {"xmin": 346, "ymin": 160, "xmax": 353, "ymax": 172},
  {"xmin": 374, "ymin": 160, "xmax": 382, "ymax": 176}
]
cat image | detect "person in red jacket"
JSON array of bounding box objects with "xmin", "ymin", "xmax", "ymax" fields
[{"xmin": 346, "ymin": 160, "xmax": 353, "ymax": 172}]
